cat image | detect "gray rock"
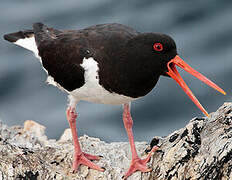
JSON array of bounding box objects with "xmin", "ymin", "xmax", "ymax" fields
[{"xmin": 0, "ymin": 103, "xmax": 232, "ymax": 179}]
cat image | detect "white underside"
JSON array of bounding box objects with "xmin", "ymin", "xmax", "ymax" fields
[
  {"xmin": 15, "ymin": 37, "xmax": 137, "ymax": 107},
  {"xmin": 69, "ymin": 57, "xmax": 137, "ymax": 106}
]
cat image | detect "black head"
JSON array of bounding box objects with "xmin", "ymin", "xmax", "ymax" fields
[
  {"xmin": 126, "ymin": 33, "xmax": 226, "ymax": 117},
  {"xmin": 126, "ymin": 33, "xmax": 177, "ymax": 76}
]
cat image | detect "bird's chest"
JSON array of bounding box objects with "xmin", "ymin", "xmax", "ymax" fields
[{"xmin": 68, "ymin": 57, "xmax": 136, "ymax": 105}]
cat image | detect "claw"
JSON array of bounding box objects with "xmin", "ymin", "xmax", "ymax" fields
[
  {"xmin": 123, "ymin": 146, "xmax": 158, "ymax": 179},
  {"xmin": 142, "ymin": 146, "xmax": 159, "ymax": 163},
  {"xmin": 72, "ymin": 152, "xmax": 104, "ymax": 172},
  {"xmin": 123, "ymin": 158, "xmax": 152, "ymax": 179}
]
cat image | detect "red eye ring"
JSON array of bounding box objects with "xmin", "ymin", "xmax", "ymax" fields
[{"xmin": 153, "ymin": 43, "xmax": 163, "ymax": 51}]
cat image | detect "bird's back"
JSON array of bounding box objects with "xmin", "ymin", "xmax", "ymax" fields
[
  {"xmin": 34, "ymin": 23, "xmax": 139, "ymax": 92},
  {"xmin": 4, "ymin": 23, "xmax": 143, "ymax": 104}
]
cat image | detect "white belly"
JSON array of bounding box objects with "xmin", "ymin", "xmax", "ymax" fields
[
  {"xmin": 69, "ymin": 57, "xmax": 137, "ymax": 105},
  {"xmin": 70, "ymin": 85, "xmax": 136, "ymax": 105}
]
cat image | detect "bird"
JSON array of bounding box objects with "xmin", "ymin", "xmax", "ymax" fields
[{"xmin": 3, "ymin": 23, "xmax": 226, "ymax": 179}]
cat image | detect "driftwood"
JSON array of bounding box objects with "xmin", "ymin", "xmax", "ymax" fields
[{"xmin": 0, "ymin": 102, "xmax": 232, "ymax": 180}]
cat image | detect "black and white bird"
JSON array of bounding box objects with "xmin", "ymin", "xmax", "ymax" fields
[{"xmin": 3, "ymin": 23, "xmax": 226, "ymax": 179}]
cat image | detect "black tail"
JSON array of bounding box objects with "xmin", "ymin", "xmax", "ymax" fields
[
  {"xmin": 3, "ymin": 30, "xmax": 34, "ymax": 43},
  {"xmin": 4, "ymin": 23, "xmax": 61, "ymax": 46}
]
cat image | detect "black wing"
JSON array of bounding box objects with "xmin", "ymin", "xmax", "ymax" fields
[{"xmin": 33, "ymin": 23, "xmax": 139, "ymax": 92}]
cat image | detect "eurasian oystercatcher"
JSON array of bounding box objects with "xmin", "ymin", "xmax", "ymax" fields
[{"xmin": 3, "ymin": 23, "xmax": 226, "ymax": 179}]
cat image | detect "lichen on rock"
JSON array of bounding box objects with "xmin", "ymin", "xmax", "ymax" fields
[{"xmin": 0, "ymin": 103, "xmax": 232, "ymax": 179}]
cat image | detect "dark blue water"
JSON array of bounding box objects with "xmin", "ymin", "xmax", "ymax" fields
[{"xmin": 0, "ymin": 0, "xmax": 231, "ymax": 142}]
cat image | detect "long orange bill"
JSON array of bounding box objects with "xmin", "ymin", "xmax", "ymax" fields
[{"xmin": 166, "ymin": 55, "xmax": 226, "ymax": 117}]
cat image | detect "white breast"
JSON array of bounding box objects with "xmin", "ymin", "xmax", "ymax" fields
[{"xmin": 70, "ymin": 57, "xmax": 137, "ymax": 105}]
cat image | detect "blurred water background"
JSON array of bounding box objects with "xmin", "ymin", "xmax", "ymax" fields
[{"xmin": 0, "ymin": 0, "xmax": 231, "ymax": 142}]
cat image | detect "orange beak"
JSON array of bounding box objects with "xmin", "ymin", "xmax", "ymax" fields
[{"xmin": 166, "ymin": 55, "xmax": 226, "ymax": 117}]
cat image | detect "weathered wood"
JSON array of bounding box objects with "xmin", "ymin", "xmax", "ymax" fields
[{"xmin": 0, "ymin": 103, "xmax": 232, "ymax": 180}]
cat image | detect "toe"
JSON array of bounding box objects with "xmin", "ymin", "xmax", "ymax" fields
[
  {"xmin": 72, "ymin": 152, "xmax": 104, "ymax": 172},
  {"xmin": 81, "ymin": 157, "xmax": 105, "ymax": 172},
  {"xmin": 136, "ymin": 163, "xmax": 152, "ymax": 172},
  {"xmin": 123, "ymin": 158, "xmax": 153, "ymax": 179},
  {"xmin": 142, "ymin": 146, "xmax": 159, "ymax": 163},
  {"xmin": 83, "ymin": 152, "xmax": 102, "ymax": 161}
]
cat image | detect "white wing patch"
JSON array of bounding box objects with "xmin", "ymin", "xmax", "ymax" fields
[{"xmin": 70, "ymin": 57, "xmax": 136, "ymax": 105}]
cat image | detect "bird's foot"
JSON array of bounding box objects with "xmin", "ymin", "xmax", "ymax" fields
[
  {"xmin": 123, "ymin": 146, "xmax": 158, "ymax": 179},
  {"xmin": 66, "ymin": 106, "xmax": 104, "ymax": 172},
  {"xmin": 72, "ymin": 151, "xmax": 105, "ymax": 172}
]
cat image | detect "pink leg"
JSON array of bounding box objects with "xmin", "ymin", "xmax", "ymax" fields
[
  {"xmin": 66, "ymin": 106, "xmax": 104, "ymax": 172},
  {"xmin": 122, "ymin": 103, "xmax": 158, "ymax": 179}
]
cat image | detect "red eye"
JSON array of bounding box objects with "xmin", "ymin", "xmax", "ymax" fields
[{"xmin": 153, "ymin": 43, "xmax": 163, "ymax": 51}]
